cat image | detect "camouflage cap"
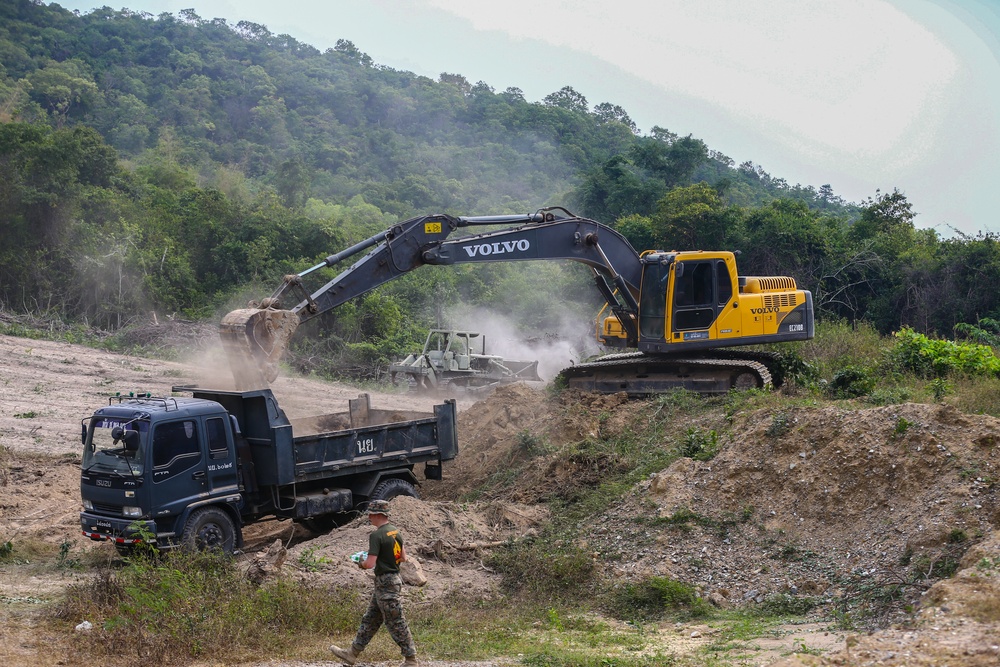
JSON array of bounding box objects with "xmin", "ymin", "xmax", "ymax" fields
[{"xmin": 366, "ymin": 499, "xmax": 391, "ymax": 516}]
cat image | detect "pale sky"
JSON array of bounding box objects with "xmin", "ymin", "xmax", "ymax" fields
[{"xmin": 53, "ymin": 0, "xmax": 1000, "ymax": 236}]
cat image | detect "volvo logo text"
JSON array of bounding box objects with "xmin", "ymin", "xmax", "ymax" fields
[
  {"xmin": 463, "ymin": 239, "xmax": 530, "ymax": 257},
  {"xmin": 751, "ymin": 306, "xmax": 781, "ymax": 314}
]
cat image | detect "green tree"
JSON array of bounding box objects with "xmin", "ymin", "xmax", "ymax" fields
[
  {"xmin": 26, "ymin": 59, "xmax": 98, "ymax": 126},
  {"xmin": 651, "ymin": 182, "xmax": 738, "ymax": 250},
  {"xmin": 738, "ymin": 198, "xmax": 831, "ymax": 288},
  {"xmin": 543, "ymin": 86, "xmax": 588, "ymax": 112}
]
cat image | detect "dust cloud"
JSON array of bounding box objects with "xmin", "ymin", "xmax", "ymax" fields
[{"xmin": 443, "ymin": 306, "xmax": 602, "ymax": 381}]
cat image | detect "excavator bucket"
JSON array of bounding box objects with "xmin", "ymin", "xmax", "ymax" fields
[{"xmin": 219, "ymin": 307, "xmax": 300, "ymax": 390}]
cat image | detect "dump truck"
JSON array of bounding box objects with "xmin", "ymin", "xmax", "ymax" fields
[
  {"xmin": 79, "ymin": 386, "xmax": 457, "ymax": 554},
  {"xmin": 389, "ymin": 329, "xmax": 541, "ymax": 393}
]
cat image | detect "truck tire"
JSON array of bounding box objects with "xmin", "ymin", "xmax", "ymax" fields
[
  {"xmin": 369, "ymin": 478, "xmax": 418, "ymax": 503},
  {"xmin": 182, "ymin": 507, "xmax": 237, "ymax": 555}
]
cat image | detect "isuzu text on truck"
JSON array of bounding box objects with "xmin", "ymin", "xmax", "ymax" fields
[{"xmin": 80, "ymin": 386, "xmax": 457, "ymax": 554}]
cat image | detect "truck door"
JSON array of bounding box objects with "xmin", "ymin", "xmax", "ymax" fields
[
  {"xmin": 205, "ymin": 416, "xmax": 239, "ymax": 495},
  {"xmin": 149, "ymin": 418, "xmax": 208, "ymax": 518}
]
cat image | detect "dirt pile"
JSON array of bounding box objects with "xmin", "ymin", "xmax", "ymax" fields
[
  {"xmin": 426, "ymin": 385, "xmax": 1000, "ymax": 662},
  {"xmin": 275, "ymin": 495, "xmax": 548, "ymax": 602},
  {"xmin": 443, "ymin": 389, "xmax": 999, "ymax": 617},
  {"xmin": 429, "ymin": 385, "xmax": 637, "ymax": 502},
  {"xmin": 639, "ymin": 402, "xmax": 999, "ymax": 612},
  {"xmin": 774, "ymin": 533, "xmax": 1000, "ymax": 666}
]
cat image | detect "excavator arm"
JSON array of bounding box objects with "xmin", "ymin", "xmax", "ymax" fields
[{"xmin": 220, "ymin": 207, "xmax": 644, "ymax": 389}]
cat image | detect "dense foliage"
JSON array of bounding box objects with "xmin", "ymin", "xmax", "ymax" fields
[{"xmin": 2, "ymin": 1, "xmax": 1000, "ymax": 371}]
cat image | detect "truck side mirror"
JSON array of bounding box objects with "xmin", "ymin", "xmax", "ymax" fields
[
  {"xmin": 111, "ymin": 426, "xmax": 124, "ymax": 441},
  {"xmin": 122, "ymin": 430, "xmax": 140, "ymax": 452},
  {"xmin": 81, "ymin": 423, "xmax": 87, "ymax": 445}
]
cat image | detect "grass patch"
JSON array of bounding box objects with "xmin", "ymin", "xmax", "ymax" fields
[
  {"xmin": 607, "ymin": 576, "xmax": 713, "ymax": 622},
  {"xmin": 485, "ymin": 534, "xmax": 600, "ymax": 600},
  {"xmin": 679, "ymin": 427, "xmax": 720, "ymax": 460},
  {"xmin": 702, "ymin": 613, "xmax": 778, "ymax": 654},
  {"xmin": 797, "ymin": 320, "xmax": 886, "ymax": 376},
  {"xmin": 753, "ymin": 593, "xmax": 819, "ymax": 616},
  {"xmin": 411, "ymin": 598, "xmax": 648, "ymax": 661},
  {"xmin": 765, "ymin": 411, "xmax": 792, "ymax": 436},
  {"xmin": 948, "ymin": 375, "xmax": 1000, "ymax": 417},
  {"xmin": 54, "ymin": 549, "xmax": 360, "ymax": 666}
]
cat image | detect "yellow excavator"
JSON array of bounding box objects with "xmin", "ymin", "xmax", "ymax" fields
[{"xmin": 220, "ymin": 207, "xmax": 813, "ymax": 394}]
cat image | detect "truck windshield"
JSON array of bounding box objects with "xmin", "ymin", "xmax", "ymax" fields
[{"xmin": 82, "ymin": 417, "xmax": 149, "ymax": 475}]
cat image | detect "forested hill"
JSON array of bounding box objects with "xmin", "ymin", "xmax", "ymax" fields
[
  {"xmin": 1, "ymin": 1, "xmax": 822, "ymax": 215},
  {"xmin": 2, "ymin": 1, "xmax": 1000, "ymax": 367}
]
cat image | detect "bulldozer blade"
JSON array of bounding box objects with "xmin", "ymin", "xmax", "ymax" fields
[{"xmin": 219, "ymin": 307, "xmax": 300, "ymax": 390}]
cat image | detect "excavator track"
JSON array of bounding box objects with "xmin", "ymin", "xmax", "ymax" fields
[{"xmin": 557, "ymin": 351, "xmax": 774, "ymax": 396}]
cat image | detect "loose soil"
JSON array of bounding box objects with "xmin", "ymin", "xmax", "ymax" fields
[{"xmin": 2, "ymin": 332, "xmax": 999, "ymax": 666}]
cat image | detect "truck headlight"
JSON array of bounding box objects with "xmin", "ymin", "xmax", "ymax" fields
[
  {"xmin": 82, "ymin": 499, "xmax": 94, "ymax": 511},
  {"xmin": 122, "ymin": 506, "xmax": 143, "ymax": 518}
]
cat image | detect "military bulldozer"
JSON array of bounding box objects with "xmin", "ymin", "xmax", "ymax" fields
[{"xmin": 388, "ymin": 329, "xmax": 541, "ymax": 393}]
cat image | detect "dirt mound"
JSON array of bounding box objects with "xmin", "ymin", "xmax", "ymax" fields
[
  {"xmin": 774, "ymin": 533, "xmax": 1000, "ymax": 665},
  {"xmin": 612, "ymin": 402, "xmax": 1000, "ymax": 625},
  {"xmin": 428, "ymin": 386, "xmax": 1000, "ymax": 649},
  {"xmin": 276, "ymin": 495, "xmax": 548, "ymax": 602},
  {"xmin": 427, "ymin": 384, "xmax": 634, "ymax": 502},
  {"xmin": 653, "ymin": 402, "xmax": 998, "ymax": 547}
]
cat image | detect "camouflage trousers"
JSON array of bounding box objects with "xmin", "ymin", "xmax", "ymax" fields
[{"xmin": 352, "ymin": 572, "xmax": 416, "ymax": 657}]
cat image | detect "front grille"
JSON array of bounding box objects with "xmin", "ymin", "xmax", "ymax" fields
[
  {"xmin": 763, "ymin": 293, "xmax": 797, "ymax": 309},
  {"xmin": 93, "ymin": 502, "xmax": 123, "ymax": 514}
]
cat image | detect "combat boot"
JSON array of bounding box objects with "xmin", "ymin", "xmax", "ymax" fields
[
  {"xmin": 400, "ymin": 656, "xmax": 419, "ymax": 667},
  {"xmin": 329, "ymin": 644, "xmax": 361, "ymax": 665}
]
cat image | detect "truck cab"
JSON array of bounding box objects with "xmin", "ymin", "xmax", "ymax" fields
[{"xmin": 80, "ymin": 392, "xmax": 242, "ymax": 552}]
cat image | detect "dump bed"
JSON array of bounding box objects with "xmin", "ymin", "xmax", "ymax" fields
[{"xmin": 175, "ymin": 387, "xmax": 458, "ymax": 487}]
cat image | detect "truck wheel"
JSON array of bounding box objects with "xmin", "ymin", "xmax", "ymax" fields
[
  {"xmin": 182, "ymin": 507, "xmax": 237, "ymax": 555},
  {"xmin": 369, "ymin": 478, "xmax": 418, "ymax": 503}
]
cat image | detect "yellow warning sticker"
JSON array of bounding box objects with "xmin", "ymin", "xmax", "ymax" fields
[{"xmin": 425, "ymin": 222, "xmax": 442, "ymax": 234}]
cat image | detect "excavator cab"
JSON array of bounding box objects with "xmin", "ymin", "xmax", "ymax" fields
[{"xmin": 633, "ymin": 250, "xmax": 812, "ymax": 354}]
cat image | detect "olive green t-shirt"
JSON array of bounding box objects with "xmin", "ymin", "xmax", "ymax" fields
[{"xmin": 368, "ymin": 522, "xmax": 404, "ymax": 576}]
